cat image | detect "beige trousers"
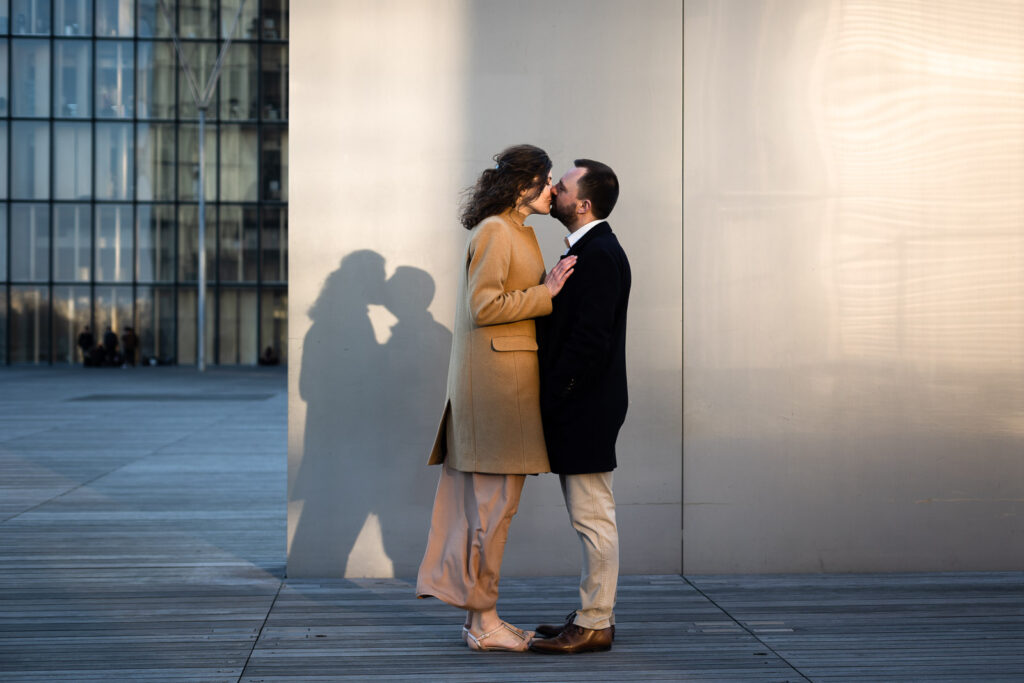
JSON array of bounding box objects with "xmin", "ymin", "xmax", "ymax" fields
[
  {"xmin": 416, "ymin": 463, "xmax": 525, "ymax": 611},
  {"xmin": 561, "ymin": 471, "xmax": 618, "ymax": 630}
]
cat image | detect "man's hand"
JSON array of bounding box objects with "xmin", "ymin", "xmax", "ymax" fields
[{"xmin": 544, "ymin": 255, "xmax": 577, "ymax": 297}]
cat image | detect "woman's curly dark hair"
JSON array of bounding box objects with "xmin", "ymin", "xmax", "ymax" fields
[{"xmin": 460, "ymin": 144, "xmax": 552, "ymax": 230}]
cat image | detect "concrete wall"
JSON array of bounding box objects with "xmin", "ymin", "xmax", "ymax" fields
[
  {"xmin": 288, "ymin": 0, "xmax": 682, "ymax": 577},
  {"xmin": 685, "ymin": 0, "xmax": 1024, "ymax": 572}
]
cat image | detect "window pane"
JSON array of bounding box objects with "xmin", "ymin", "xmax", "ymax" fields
[
  {"xmin": 181, "ymin": 0, "xmax": 216, "ymax": 39},
  {"xmin": 220, "ymin": 125, "xmax": 257, "ymax": 201},
  {"xmin": 261, "ymin": 207, "xmax": 287, "ymax": 282},
  {"xmin": 219, "ymin": 288, "xmax": 257, "ymax": 364},
  {"xmin": 260, "ymin": 287, "xmax": 287, "ymax": 364},
  {"xmin": 12, "ymin": 39, "xmax": 50, "ymax": 116},
  {"xmin": 96, "ymin": 0, "xmax": 132, "ymax": 37},
  {"xmin": 55, "ymin": 0, "xmax": 91, "ymax": 36},
  {"xmin": 96, "ymin": 41, "xmax": 134, "ymax": 118},
  {"xmin": 137, "ymin": 286, "xmax": 175, "ymax": 363},
  {"xmin": 54, "ymin": 204, "xmax": 91, "ymax": 281},
  {"xmin": 261, "ymin": 45, "xmax": 287, "ymax": 120},
  {"xmin": 0, "ymin": 208, "xmax": 7, "ymax": 280},
  {"xmin": 95, "ymin": 122, "xmax": 134, "ymax": 200},
  {"xmin": 10, "ymin": 286, "xmax": 50, "ymax": 364},
  {"xmin": 12, "ymin": 0, "xmax": 50, "ymax": 35},
  {"xmin": 221, "ymin": 43, "xmax": 256, "ymax": 120},
  {"xmin": 54, "ymin": 40, "xmax": 92, "ymax": 117},
  {"xmin": 261, "ymin": 128, "xmax": 287, "ymax": 201},
  {"xmin": 177, "ymin": 287, "xmax": 214, "ymax": 365},
  {"xmin": 137, "ymin": 0, "xmax": 173, "ymax": 38},
  {"xmin": 11, "ymin": 204, "xmax": 50, "ymax": 281},
  {"xmin": 0, "ymin": 286, "xmax": 6, "ymax": 366},
  {"xmin": 95, "ymin": 204, "xmax": 133, "ymax": 282},
  {"xmin": 0, "ymin": 41, "xmax": 8, "ymax": 115},
  {"xmin": 178, "ymin": 204, "xmax": 216, "ymax": 281},
  {"xmin": 137, "ymin": 41, "xmax": 176, "ymax": 119},
  {"xmin": 0, "ymin": 4, "xmax": 8, "ymax": 34},
  {"xmin": 137, "ymin": 123, "xmax": 175, "ymax": 200},
  {"xmin": 178, "ymin": 42, "xmax": 217, "ymax": 119},
  {"xmin": 137, "ymin": 204, "xmax": 175, "ymax": 283},
  {"xmin": 12, "ymin": 121, "xmax": 49, "ymax": 199},
  {"xmin": 219, "ymin": 205, "xmax": 258, "ymax": 282},
  {"xmin": 222, "ymin": 0, "xmax": 258, "ymax": 40},
  {"xmin": 178, "ymin": 124, "xmax": 217, "ymax": 201},
  {"xmin": 262, "ymin": 0, "xmax": 287, "ymax": 40},
  {"xmin": 54, "ymin": 122, "xmax": 92, "ymax": 199},
  {"xmin": 0, "ymin": 123, "xmax": 7, "ymax": 198},
  {"xmin": 53, "ymin": 285, "xmax": 91, "ymax": 364},
  {"xmin": 94, "ymin": 286, "xmax": 133, "ymax": 355}
]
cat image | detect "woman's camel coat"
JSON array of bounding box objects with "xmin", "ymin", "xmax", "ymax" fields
[{"xmin": 428, "ymin": 210, "xmax": 553, "ymax": 474}]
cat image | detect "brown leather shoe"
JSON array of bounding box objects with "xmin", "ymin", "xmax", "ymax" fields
[
  {"xmin": 535, "ymin": 610, "xmax": 576, "ymax": 638},
  {"xmin": 528, "ymin": 623, "xmax": 613, "ymax": 654}
]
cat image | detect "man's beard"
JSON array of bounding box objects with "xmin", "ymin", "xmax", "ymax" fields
[{"xmin": 550, "ymin": 199, "xmax": 574, "ymax": 227}]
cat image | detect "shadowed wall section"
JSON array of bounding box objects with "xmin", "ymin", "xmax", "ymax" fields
[
  {"xmin": 289, "ymin": 1, "xmax": 682, "ymax": 577},
  {"xmin": 685, "ymin": 0, "xmax": 1024, "ymax": 572}
]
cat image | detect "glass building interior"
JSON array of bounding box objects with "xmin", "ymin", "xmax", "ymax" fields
[{"xmin": 0, "ymin": 0, "xmax": 288, "ymax": 365}]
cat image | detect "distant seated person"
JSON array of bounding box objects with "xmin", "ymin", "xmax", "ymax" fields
[
  {"xmin": 86, "ymin": 344, "xmax": 106, "ymax": 367},
  {"xmin": 259, "ymin": 346, "xmax": 280, "ymax": 366}
]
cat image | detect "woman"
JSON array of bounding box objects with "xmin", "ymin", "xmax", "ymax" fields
[{"xmin": 416, "ymin": 145, "xmax": 576, "ymax": 651}]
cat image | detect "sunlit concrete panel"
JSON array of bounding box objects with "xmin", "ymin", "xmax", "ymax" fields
[
  {"xmin": 289, "ymin": 0, "xmax": 682, "ymax": 577},
  {"xmin": 685, "ymin": 0, "xmax": 1024, "ymax": 572}
]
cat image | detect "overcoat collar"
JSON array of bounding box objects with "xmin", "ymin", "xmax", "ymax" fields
[{"xmin": 566, "ymin": 221, "xmax": 611, "ymax": 257}]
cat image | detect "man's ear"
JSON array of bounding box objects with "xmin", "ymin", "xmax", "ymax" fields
[{"xmin": 579, "ymin": 199, "xmax": 591, "ymax": 214}]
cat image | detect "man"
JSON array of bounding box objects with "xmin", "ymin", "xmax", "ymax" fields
[{"xmin": 530, "ymin": 159, "xmax": 631, "ymax": 654}]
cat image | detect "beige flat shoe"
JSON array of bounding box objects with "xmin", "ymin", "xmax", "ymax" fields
[{"xmin": 465, "ymin": 621, "xmax": 534, "ymax": 652}]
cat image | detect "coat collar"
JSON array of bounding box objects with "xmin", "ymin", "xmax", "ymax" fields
[{"xmin": 566, "ymin": 221, "xmax": 611, "ymax": 256}]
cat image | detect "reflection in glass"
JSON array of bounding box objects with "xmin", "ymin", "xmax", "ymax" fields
[
  {"xmin": 54, "ymin": 122, "xmax": 92, "ymax": 199},
  {"xmin": 54, "ymin": 204, "xmax": 91, "ymax": 281},
  {"xmin": 219, "ymin": 288, "xmax": 258, "ymax": 364},
  {"xmin": 0, "ymin": 42, "xmax": 8, "ymax": 116},
  {"xmin": 12, "ymin": 39, "xmax": 50, "ymax": 116},
  {"xmin": 94, "ymin": 285, "xmax": 133, "ymax": 343},
  {"xmin": 137, "ymin": 123, "xmax": 176, "ymax": 200},
  {"xmin": 178, "ymin": 124, "xmax": 217, "ymax": 201},
  {"xmin": 261, "ymin": 45, "xmax": 287, "ymax": 120},
  {"xmin": 221, "ymin": 125, "xmax": 258, "ymax": 201},
  {"xmin": 0, "ymin": 287, "xmax": 6, "ymax": 366},
  {"xmin": 137, "ymin": 41, "xmax": 177, "ymax": 119},
  {"xmin": 220, "ymin": 206, "xmax": 259, "ymax": 282},
  {"xmin": 137, "ymin": 286, "xmax": 175, "ymax": 362},
  {"xmin": 178, "ymin": 204, "xmax": 216, "ymax": 281},
  {"xmin": 221, "ymin": 44, "xmax": 257, "ymax": 120},
  {"xmin": 95, "ymin": 123, "xmax": 134, "ymax": 200},
  {"xmin": 0, "ymin": 210, "xmax": 7, "ymax": 280},
  {"xmin": 177, "ymin": 288, "xmax": 214, "ymax": 365},
  {"xmin": 53, "ymin": 285, "xmax": 91, "ymax": 363},
  {"xmin": 181, "ymin": 0, "xmax": 216, "ymax": 39},
  {"xmin": 95, "ymin": 204, "xmax": 133, "ymax": 282},
  {"xmin": 0, "ymin": 123, "xmax": 7, "ymax": 199},
  {"xmin": 136, "ymin": 0, "xmax": 173, "ymax": 38},
  {"xmin": 260, "ymin": 288, "xmax": 287, "ymax": 364},
  {"xmin": 96, "ymin": 0, "xmax": 132, "ymax": 36},
  {"xmin": 11, "ymin": 204, "xmax": 50, "ymax": 281},
  {"xmin": 262, "ymin": 0, "xmax": 288, "ymax": 40},
  {"xmin": 55, "ymin": 0, "xmax": 91, "ymax": 36},
  {"xmin": 261, "ymin": 128, "xmax": 287, "ymax": 201},
  {"xmin": 0, "ymin": 3, "xmax": 8, "ymax": 33},
  {"xmin": 12, "ymin": 0, "xmax": 50, "ymax": 35},
  {"xmin": 96, "ymin": 41, "xmax": 134, "ymax": 118},
  {"xmin": 10, "ymin": 286, "xmax": 50, "ymax": 364},
  {"xmin": 12, "ymin": 121, "xmax": 49, "ymax": 199},
  {"xmin": 261, "ymin": 207, "xmax": 287, "ymax": 282},
  {"xmin": 54, "ymin": 40, "xmax": 92, "ymax": 117},
  {"xmin": 223, "ymin": 0, "xmax": 259, "ymax": 40},
  {"xmin": 178, "ymin": 42, "xmax": 217, "ymax": 119},
  {"xmin": 137, "ymin": 204, "xmax": 175, "ymax": 282}
]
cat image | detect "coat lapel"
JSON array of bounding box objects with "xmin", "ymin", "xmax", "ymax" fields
[{"xmin": 567, "ymin": 222, "xmax": 611, "ymax": 257}]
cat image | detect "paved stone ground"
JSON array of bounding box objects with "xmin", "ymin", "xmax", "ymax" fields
[{"xmin": 0, "ymin": 367, "xmax": 1022, "ymax": 681}]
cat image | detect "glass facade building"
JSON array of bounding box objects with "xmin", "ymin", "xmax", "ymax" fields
[{"xmin": 0, "ymin": 0, "xmax": 288, "ymax": 365}]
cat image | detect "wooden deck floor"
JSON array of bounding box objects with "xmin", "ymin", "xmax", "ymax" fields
[{"xmin": 1, "ymin": 367, "xmax": 1022, "ymax": 681}]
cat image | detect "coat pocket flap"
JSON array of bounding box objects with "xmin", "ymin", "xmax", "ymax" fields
[{"xmin": 491, "ymin": 336, "xmax": 538, "ymax": 352}]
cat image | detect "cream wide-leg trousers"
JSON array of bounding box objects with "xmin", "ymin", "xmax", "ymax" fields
[{"xmin": 560, "ymin": 471, "xmax": 619, "ymax": 630}]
